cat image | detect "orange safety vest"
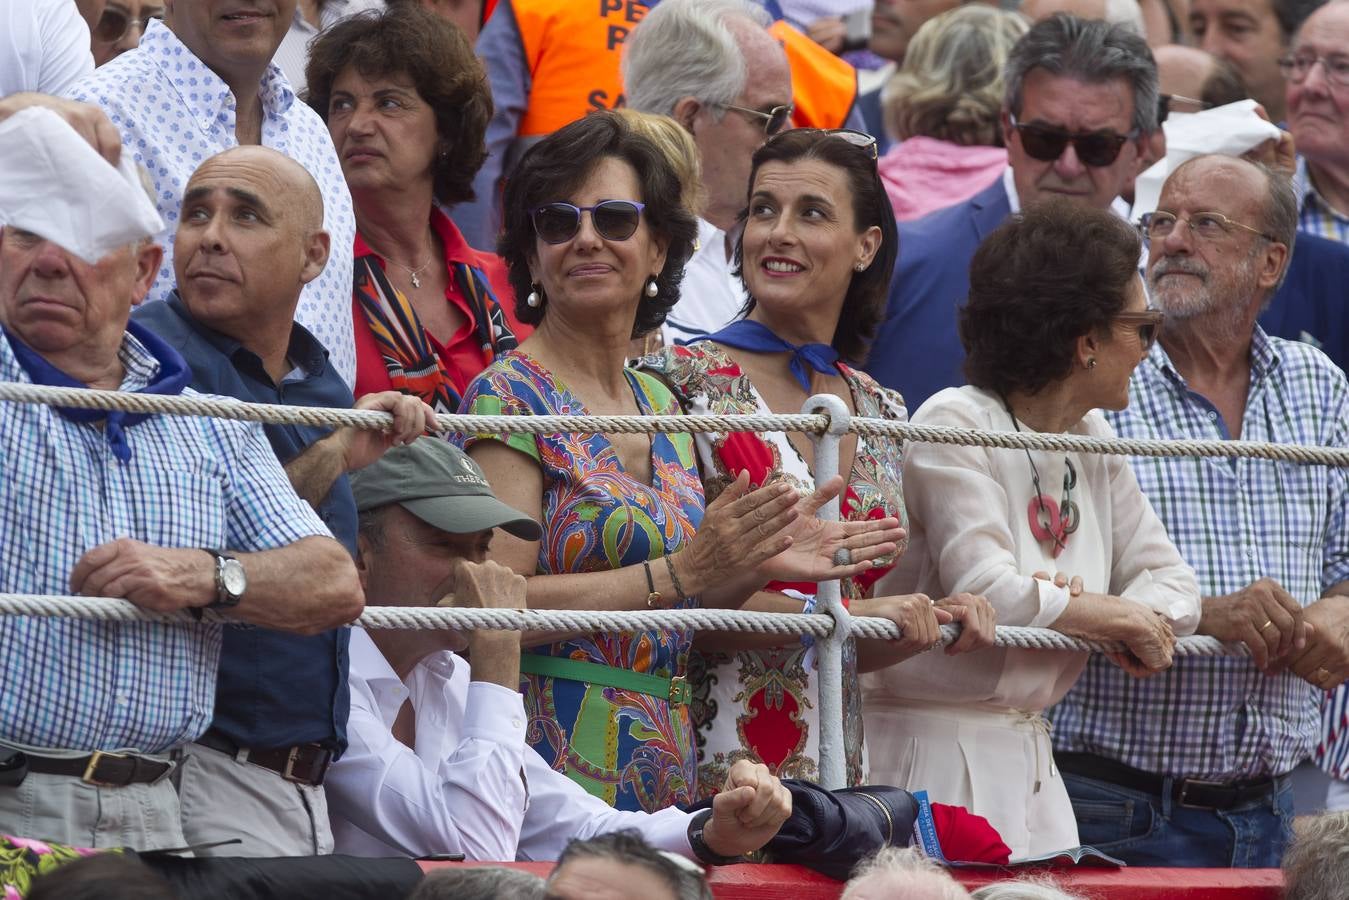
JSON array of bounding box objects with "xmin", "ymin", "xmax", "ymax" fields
[{"xmin": 514, "ymin": 0, "xmax": 858, "ymax": 138}]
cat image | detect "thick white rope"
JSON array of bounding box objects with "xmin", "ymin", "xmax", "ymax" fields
[
  {"xmin": 0, "ymin": 594, "xmax": 1247, "ymax": 658},
  {"xmin": 0, "ymin": 381, "xmax": 1345, "ymax": 466}
]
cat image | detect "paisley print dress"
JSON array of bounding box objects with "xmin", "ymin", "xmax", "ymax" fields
[
  {"xmin": 638, "ymin": 341, "xmax": 908, "ymax": 798},
  {"xmin": 459, "ymin": 350, "xmax": 705, "ymax": 812}
]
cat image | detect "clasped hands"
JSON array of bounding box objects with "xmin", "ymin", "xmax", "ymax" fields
[{"xmin": 1201, "ymin": 578, "xmax": 1349, "ymax": 691}]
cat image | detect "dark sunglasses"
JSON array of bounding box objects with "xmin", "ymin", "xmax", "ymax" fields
[
  {"xmin": 93, "ymin": 6, "xmax": 163, "ymax": 42},
  {"xmin": 530, "ymin": 200, "xmax": 646, "ymax": 245},
  {"xmin": 719, "ymin": 103, "xmax": 794, "ymax": 137},
  {"xmin": 1008, "ymin": 114, "xmax": 1139, "ymax": 167},
  {"xmin": 1114, "ymin": 309, "xmax": 1165, "ymax": 350}
]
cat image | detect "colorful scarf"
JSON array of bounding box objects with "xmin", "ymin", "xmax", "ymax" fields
[{"xmin": 354, "ymin": 255, "xmax": 518, "ymax": 414}]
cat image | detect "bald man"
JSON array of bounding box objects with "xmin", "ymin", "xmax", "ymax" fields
[
  {"xmin": 1154, "ymin": 45, "xmax": 1249, "ymax": 110},
  {"xmin": 133, "ymin": 147, "xmax": 434, "ymax": 857}
]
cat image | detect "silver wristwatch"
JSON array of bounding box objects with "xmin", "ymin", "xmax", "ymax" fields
[{"xmin": 205, "ymin": 550, "xmax": 246, "ymax": 609}]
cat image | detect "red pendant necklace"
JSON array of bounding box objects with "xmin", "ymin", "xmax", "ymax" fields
[{"xmin": 1002, "ymin": 396, "xmax": 1080, "ymax": 558}]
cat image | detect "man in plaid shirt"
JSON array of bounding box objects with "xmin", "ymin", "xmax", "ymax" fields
[{"xmin": 1052, "ymin": 154, "xmax": 1349, "ymax": 867}]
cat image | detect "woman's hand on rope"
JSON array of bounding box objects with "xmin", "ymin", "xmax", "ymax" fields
[
  {"xmin": 935, "ymin": 592, "xmax": 997, "ymax": 655},
  {"xmin": 754, "ymin": 475, "xmax": 906, "ymax": 584},
  {"xmin": 1108, "ymin": 606, "xmax": 1178, "ymax": 678},
  {"xmin": 853, "ymin": 593, "xmax": 951, "ymax": 670}
]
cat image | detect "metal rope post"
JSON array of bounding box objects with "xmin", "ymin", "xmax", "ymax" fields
[{"xmin": 806, "ymin": 393, "xmax": 852, "ymax": 789}]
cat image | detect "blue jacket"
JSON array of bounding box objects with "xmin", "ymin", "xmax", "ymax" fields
[
  {"xmin": 863, "ymin": 177, "xmax": 1008, "ymax": 411},
  {"xmin": 864, "ymin": 177, "xmax": 1349, "ymax": 411}
]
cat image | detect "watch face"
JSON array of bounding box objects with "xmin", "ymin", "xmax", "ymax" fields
[{"xmin": 221, "ymin": 559, "xmax": 247, "ymax": 598}]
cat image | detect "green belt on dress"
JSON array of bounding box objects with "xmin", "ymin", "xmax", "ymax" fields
[{"xmin": 519, "ymin": 653, "xmax": 691, "ymax": 705}]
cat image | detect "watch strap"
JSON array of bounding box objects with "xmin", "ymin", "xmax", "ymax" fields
[{"xmin": 687, "ymin": 808, "xmax": 739, "ymax": 866}]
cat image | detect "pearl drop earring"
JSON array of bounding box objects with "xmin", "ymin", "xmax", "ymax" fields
[
  {"xmin": 645, "ymin": 277, "xmax": 659, "ymax": 298},
  {"xmin": 526, "ymin": 285, "xmax": 541, "ymax": 308}
]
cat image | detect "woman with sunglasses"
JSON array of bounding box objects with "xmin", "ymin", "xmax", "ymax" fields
[
  {"xmin": 458, "ymin": 112, "xmax": 904, "ymax": 814},
  {"xmin": 637, "ymin": 128, "xmax": 996, "ymax": 796},
  {"xmin": 862, "ymin": 199, "xmax": 1201, "ymax": 859},
  {"xmin": 90, "ymin": 0, "xmax": 163, "ymax": 66},
  {"xmin": 306, "ymin": 5, "xmax": 529, "ymax": 415}
]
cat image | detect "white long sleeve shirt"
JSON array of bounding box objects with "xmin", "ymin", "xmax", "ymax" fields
[
  {"xmin": 863, "ymin": 386, "xmax": 1201, "ymax": 712},
  {"xmin": 0, "ymin": 0, "xmax": 93, "ymax": 97},
  {"xmin": 327, "ymin": 628, "xmax": 694, "ymax": 861}
]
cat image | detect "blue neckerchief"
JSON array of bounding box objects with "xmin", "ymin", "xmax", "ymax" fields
[
  {"xmin": 5, "ymin": 320, "xmax": 191, "ymax": 462},
  {"xmin": 702, "ymin": 319, "xmax": 840, "ymax": 392}
]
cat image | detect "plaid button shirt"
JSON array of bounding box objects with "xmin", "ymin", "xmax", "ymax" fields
[
  {"xmin": 1053, "ymin": 330, "xmax": 1349, "ymax": 779},
  {"xmin": 1295, "ymin": 156, "xmax": 1349, "ymax": 245},
  {"xmin": 0, "ymin": 327, "xmax": 330, "ymax": 753}
]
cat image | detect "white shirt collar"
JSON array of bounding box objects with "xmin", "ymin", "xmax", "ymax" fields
[{"xmin": 349, "ymin": 627, "xmax": 462, "ymax": 727}]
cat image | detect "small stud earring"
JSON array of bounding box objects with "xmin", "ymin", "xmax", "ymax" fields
[
  {"xmin": 854, "ymin": 262, "xmax": 866, "ymax": 272},
  {"xmin": 526, "ymin": 284, "xmax": 542, "ymax": 308},
  {"xmin": 1087, "ymin": 358, "xmax": 1097, "ymax": 369},
  {"xmin": 644, "ymin": 276, "xmax": 659, "ymax": 298}
]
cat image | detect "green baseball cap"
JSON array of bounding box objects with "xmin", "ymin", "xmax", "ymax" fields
[{"xmin": 349, "ymin": 439, "xmax": 542, "ymax": 541}]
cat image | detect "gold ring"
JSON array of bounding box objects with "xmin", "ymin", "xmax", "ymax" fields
[
  {"xmin": 1318, "ymin": 667, "xmax": 1332, "ymax": 683},
  {"xmin": 1259, "ymin": 620, "xmax": 1275, "ymax": 631}
]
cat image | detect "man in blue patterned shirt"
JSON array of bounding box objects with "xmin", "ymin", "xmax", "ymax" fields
[
  {"xmin": 1053, "ymin": 154, "xmax": 1349, "ymax": 867},
  {"xmin": 0, "ymin": 160, "xmax": 364, "ymax": 848}
]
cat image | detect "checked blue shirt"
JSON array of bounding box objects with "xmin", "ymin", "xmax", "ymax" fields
[
  {"xmin": 0, "ymin": 326, "xmax": 330, "ymax": 754},
  {"xmin": 1054, "ymin": 330, "xmax": 1349, "ymax": 779}
]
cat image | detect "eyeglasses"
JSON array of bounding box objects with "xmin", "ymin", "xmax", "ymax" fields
[
  {"xmin": 1114, "ymin": 309, "xmax": 1166, "ymax": 351},
  {"xmin": 766, "ymin": 128, "xmax": 880, "ymax": 161},
  {"xmin": 1157, "ymin": 94, "xmax": 1213, "ymax": 125},
  {"xmin": 718, "ymin": 103, "xmax": 794, "ymax": 136},
  {"xmin": 1140, "ymin": 210, "xmax": 1277, "ymax": 244},
  {"xmin": 530, "ymin": 200, "xmax": 646, "ymax": 244},
  {"xmin": 1008, "ymin": 114, "xmax": 1140, "ymax": 167},
  {"xmin": 93, "ymin": 6, "xmax": 163, "ymax": 43},
  {"xmin": 1278, "ymin": 53, "xmax": 1349, "ymax": 88}
]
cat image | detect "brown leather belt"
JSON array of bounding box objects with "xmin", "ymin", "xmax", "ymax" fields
[
  {"xmin": 24, "ymin": 750, "xmax": 172, "ymax": 787},
  {"xmin": 194, "ymin": 728, "xmax": 332, "ymax": 787},
  {"xmin": 1057, "ymin": 752, "xmax": 1277, "ymax": 811}
]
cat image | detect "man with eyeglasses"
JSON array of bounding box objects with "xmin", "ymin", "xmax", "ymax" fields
[
  {"xmin": 1287, "ymin": 0, "xmax": 1349, "ymax": 245},
  {"xmin": 864, "ymin": 14, "xmax": 1159, "ymax": 411},
  {"xmin": 622, "ymin": 0, "xmax": 797, "ymax": 345},
  {"xmin": 1053, "ymin": 153, "xmax": 1349, "ymax": 866},
  {"xmin": 0, "ymin": 0, "xmax": 97, "ymax": 96}
]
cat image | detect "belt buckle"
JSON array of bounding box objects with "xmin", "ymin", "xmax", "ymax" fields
[
  {"xmin": 281, "ymin": 746, "xmax": 330, "ymax": 787},
  {"xmin": 668, "ymin": 675, "xmax": 690, "ymax": 705},
  {"xmin": 81, "ymin": 750, "xmax": 128, "ymax": 787},
  {"xmin": 1177, "ymin": 778, "xmax": 1226, "ymax": 809}
]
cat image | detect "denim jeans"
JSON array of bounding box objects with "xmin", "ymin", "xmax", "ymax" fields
[{"xmin": 1063, "ymin": 770, "xmax": 1294, "ymax": 867}]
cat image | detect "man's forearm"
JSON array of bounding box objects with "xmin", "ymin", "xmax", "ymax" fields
[
  {"xmin": 228, "ymin": 536, "xmax": 363, "ymax": 633},
  {"xmin": 466, "ymin": 634, "xmax": 522, "ymax": 690},
  {"xmin": 284, "ymin": 432, "xmax": 349, "ymax": 509}
]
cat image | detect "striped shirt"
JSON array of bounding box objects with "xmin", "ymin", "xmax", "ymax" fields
[
  {"xmin": 1053, "ymin": 330, "xmax": 1349, "ymax": 779},
  {"xmin": 0, "ymin": 327, "xmax": 330, "ymax": 753},
  {"xmin": 1294, "ymin": 156, "xmax": 1349, "ymax": 245}
]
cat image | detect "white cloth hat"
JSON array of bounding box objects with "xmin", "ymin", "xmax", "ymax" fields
[{"xmin": 0, "ymin": 106, "xmax": 164, "ymax": 263}]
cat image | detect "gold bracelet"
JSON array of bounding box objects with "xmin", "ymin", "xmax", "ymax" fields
[
  {"xmin": 663, "ymin": 553, "xmax": 687, "ymax": 603},
  {"xmin": 642, "ymin": 560, "xmax": 665, "ymax": 609}
]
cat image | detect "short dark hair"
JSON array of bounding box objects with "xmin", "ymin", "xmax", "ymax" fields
[
  {"xmin": 1004, "ymin": 14, "xmax": 1159, "ymax": 135},
  {"xmin": 305, "ymin": 5, "xmax": 492, "ymax": 208},
  {"xmin": 733, "ymin": 129, "xmax": 898, "ymax": 365},
  {"xmin": 550, "ymin": 831, "xmax": 711, "ymax": 900},
  {"xmin": 25, "ymin": 853, "xmax": 177, "ymax": 900},
  {"xmin": 960, "ymin": 198, "xmax": 1142, "ymax": 396},
  {"xmin": 1278, "ymin": 0, "xmax": 1329, "ymax": 42},
  {"xmin": 497, "ymin": 112, "xmax": 699, "ymax": 337},
  {"xmin": 1201, "ymin": 55, "xmax": 1249, "ymax": 107}
]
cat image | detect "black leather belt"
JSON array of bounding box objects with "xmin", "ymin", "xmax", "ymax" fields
[
  {"xmin": 195, "ymin": 728, "xmax": 332, "ymax": 787},
  {"xmin": 23, "ymin": 750, "xmax": 172, "ymax": 787},
  {"xmin": 1057, "ymin": 752, "xmax": 1277, "ymax": 811}
]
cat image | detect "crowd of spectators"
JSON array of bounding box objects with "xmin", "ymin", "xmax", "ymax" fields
[{"xmin": 1, "ymin": 0, "xmax": 1348, "ymax": 896}]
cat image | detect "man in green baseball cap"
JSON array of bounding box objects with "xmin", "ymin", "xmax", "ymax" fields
[{"xmin": 327, "ymin": 437, "xmax": 791, "ymax": 862}]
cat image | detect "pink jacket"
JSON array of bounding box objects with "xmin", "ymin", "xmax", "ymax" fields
[{"xmin": 878, "ymin": 136, "xmax": 1009, "ymax": 221}]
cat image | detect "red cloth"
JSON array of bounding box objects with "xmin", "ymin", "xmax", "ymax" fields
[
  {"xmin": 352, "ymin": 208, "xmax": 530, "ymax": 402},
  {"xmin": 931, "ymin": 803, "xmax": 1012, "ymax": 865}
]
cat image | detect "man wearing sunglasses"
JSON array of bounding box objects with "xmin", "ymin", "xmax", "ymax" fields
[
  {"xmin": 0, "ymin": 0, "xmax": 97, "ymax": 96},
  {"xmin": 1054, "ymin": 154, "xmax": 1349, "ymax": 867},
  {"xmin": 865, "ymin": 14, "xmax": 1159, "ymax": 411}
]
